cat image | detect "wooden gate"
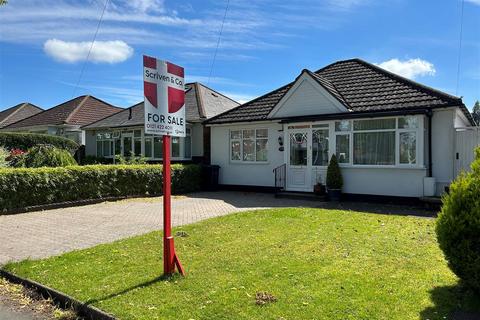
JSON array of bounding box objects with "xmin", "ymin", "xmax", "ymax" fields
[{"xmin": 455, "ymin": 127, "xmax": 480, "ymax": 177}]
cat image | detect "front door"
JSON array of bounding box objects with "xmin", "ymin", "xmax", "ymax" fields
[
  {"xmin": 286, "ymin": 124, "xmax": 330, "ymax": 192},
  {"xmin": 287, "ymin": 130, "xmax": 311, "ymax": 191}
]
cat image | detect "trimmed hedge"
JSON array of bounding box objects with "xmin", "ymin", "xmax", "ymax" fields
[
  {"xmin": 436, "ymin": 148, "xmax": 480, "ymax": 291},
  {"xmin": 0, "ymin": 132, "xmax": 78, "ymax": 153},
  {"xmin": 0, "ymin": 164, "xmax": 201, "ymax": 212}
]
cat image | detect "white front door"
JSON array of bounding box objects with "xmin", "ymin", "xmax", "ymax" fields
[
  {"xmin": 287, "ymin": 130, "xmax": 311, "ymax": 192},
  {"xmin": 286, "ymin": 123, "xmax": 331, "ymax": 192}
]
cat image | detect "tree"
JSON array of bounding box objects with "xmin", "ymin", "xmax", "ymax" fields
[
  {"xmin": 473, "ymin": 101, "xmax": 480, "ymax": 126},
  {"xmin": 0, "ymin": 0, "xmax": 7, "ymax": 6}
]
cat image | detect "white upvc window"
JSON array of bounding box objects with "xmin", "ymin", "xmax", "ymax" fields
[
  {"xmin": 96, "ymin": 132, "xmax": 113, "ymax": 157},
  {"xmin": 230, "ymin": 128, "xmax": 268, "ymax": 162},
  {"xmin": 397, "ymin": 116, "xmax": 418, "ymax": 165},
  {"xmin": 333, "ymin": 115, "xmax": 423, "ymax": 167}
]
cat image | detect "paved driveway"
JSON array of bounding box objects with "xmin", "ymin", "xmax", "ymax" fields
[{"xmin": 0, "ymin": 192, "xmax": 317, "ymax": 265}]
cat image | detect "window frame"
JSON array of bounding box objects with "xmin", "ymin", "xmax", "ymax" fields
[
  {"xmin": 332, "ymin": 115, "xmax": 424, "ymax": 168},
  {"xmin": 230, "ymin": 128, "xmax": 269, "ymax": 163},
  {"xmin": 95, "ymin": 132, "xmax": 114, "ymax": 158}
]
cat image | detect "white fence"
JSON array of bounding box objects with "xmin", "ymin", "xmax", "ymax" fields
[{"xmin": 455, "ymin": 127, "xmax": 480, "ymax": 177}]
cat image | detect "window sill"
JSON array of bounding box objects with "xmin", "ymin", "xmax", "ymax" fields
[
  {"xmin": 339, "ymin": 165, "xmax": 426, "ymax": 170},
  {"xmin": 229, "ymin": 161, "xmax": 270, "ymax": 165}
]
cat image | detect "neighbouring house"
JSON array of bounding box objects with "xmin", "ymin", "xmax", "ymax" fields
[
  {"xmin": 82, "ymin": 82, "xmax": 239, "ymax": 162},
  {"xmin": 1, "ymin": 95, "xmax": 122, "ymax": 144},
  {"xmin": 0, "ymin": 103, "xmax": 43, "ymax": 129},
  {"xmin": 206, "ymin": 58, "xmax": 476, "ymax": 198}
]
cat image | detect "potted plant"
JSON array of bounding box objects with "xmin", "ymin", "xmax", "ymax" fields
[
  {"xmin": 313, "ymin": 179, "xmax": 326, "ymax": 196},
  {"xmin": 326, "ymin": 154, "xmax": 343, "ymax": 201}
]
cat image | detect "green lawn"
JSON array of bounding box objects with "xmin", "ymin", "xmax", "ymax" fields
[{"xmin": 4, "ymin": 208, "xmax": 479, "ymax": 320}]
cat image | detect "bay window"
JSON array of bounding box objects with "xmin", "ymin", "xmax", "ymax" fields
[
  {"xmin": 230, "ymin": 129, "xmax": 268, "ymax": 162},
  {"xmin": 334, "ymin": 116, "xmax": 422, "ymax": 167}
]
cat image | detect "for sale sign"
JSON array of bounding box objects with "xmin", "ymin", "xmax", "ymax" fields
[{"xmin": 143, "ymin": 55, "xmax": 186, "ymax": 137}]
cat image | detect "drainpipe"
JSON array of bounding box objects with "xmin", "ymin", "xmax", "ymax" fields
[{"xmin": 426, "ymin": 110, "xmax": 433, "ymax": 177}]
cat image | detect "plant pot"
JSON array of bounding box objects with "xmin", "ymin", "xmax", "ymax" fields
[
  {"xmin": 328, "ymin": 189, "xmax": 341, "ymax": 201},
  {"xmin": 314, "ymin": 184, "xmax": 326, "ymax": 196}
]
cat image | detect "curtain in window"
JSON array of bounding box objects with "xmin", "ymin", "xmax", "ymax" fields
[
  {"xmin": 399, "ymin": 132, "xmax": 416, "ymax": 164},
  {"xmin": 353, "ymin": 131, "xmax": 395, "ymax": 165}
]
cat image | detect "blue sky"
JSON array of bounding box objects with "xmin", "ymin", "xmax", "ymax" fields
[{"xmin": 0, "ymin": 0, "xmax": 479, "ymax": 111}]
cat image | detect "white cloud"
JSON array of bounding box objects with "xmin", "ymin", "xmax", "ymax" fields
[
  {"xmin": 465, "ymin": 0, "xmax": 480, "ymax": 5},
  {"xmin": 43, "ymin": 39, "xmax": 134, "ymax": 63},
  {"xmin": 125, "ymin": 0, "xmax": 165, "ymax": 13},
  {"xmin": 219, "ymin": 92, "xmax": 257, "ymax": 104},
  {"xmin": 376, "ymin": 58, "xmax": 436, "ymax": 79}
]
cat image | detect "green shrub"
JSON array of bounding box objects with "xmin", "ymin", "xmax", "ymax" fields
[
  {"xmin": 436, "ymin": 147, "xmax": 480, "ymax": 291},
  {"xmin": 80, "ymin": 155, "xmax": 112, "ymax": 165},
  {"xmin": 14, "ymin": 145, "xmax": 77, "ymax": 168},
  {"xmin": 0, "ymin": 147, "xmax": 9, "ymax": 167},
  {"xmin": 0, "ymin": 164, "xmax": 202, "ymax": 212},
  {"xmin": 326, "ymin": 154, "xmax": 343, "ymax": 190},
  {"xmin": 0, "ymin": 132, "xmax": 78, "ymax": 153},
  {"xmin": 114, "ymin": 153, "xmax": 147, "ymax": 165}
]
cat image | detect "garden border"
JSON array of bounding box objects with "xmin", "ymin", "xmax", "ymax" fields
[{"xmin": 0, "ymin": 269, "xmax": 116, "ymax": 320}]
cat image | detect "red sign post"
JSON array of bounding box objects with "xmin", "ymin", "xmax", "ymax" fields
[
  {"xmin": 143, "ymin": 55, "xmax": 186, "ymax": 276},
  {"xmin": 162, "ymin": 135, "xmax": 185, "ymax": 275}
]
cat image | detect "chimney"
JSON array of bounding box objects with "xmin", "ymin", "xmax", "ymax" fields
[{"xmin": 128, "ymin": 107, "xmax": 132, "ymax": 120}]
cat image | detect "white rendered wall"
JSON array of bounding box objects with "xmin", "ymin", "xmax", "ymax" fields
[
  {"xmin": 341, "ymin": 167, "xmax": 427, "ymax": 197},
  {"xmin": 210, "ymin": 122, "xmax": 284, "ymax": 187},
  {"xmin": 431, "ymin": 108, "xmax": 455, "ymax": 194},
  {"xmin": 84, "ymin": 130, "xmax": 97, "ymax": 156}
]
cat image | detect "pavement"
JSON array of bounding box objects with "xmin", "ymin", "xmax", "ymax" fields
[
  {"xmin": 0, "ymin": 304, "xmax": 42, "ymax": 320},
  {"xmin": 0, "ymin": 191, "xmax": 320, "ymax": 265}
]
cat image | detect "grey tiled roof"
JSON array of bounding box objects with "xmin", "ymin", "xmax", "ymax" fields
[
  {"xmin": 83, "ymin": 83, "xmax": 239, "ymax": 129},
  {"xmin": 0, "ymin": 103, "xmax": 43, "ymax": 129},
  {"xmin": 207, "ymin": 58, "xmax": 473, "ymax": 125}
]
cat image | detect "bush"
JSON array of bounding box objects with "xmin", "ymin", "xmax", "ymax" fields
[
  {"xmin": 436, "ymin": 147, "xmax": 480, "ymax": 291},
  {"xmin": 80, "ymin": 155, "xmax": 113, "ymax": 165},
  {"xmin": 326, "ymin": 154, "xmax": 343, "ymax": 190},
  {"xmin": 115, "ymin": 153, "xmax": 147, "ymax": 165},
  {"xmin": 0, "ymin": 147, "xmax": 9, "ymax": 168},
  {"xmin": 14, "ymin": 145, "xmax": 77, "ymax": 168},
  {"xmin": 0, "ymin": 164, "xmax": 202, "ymax": 212},
  {"xmin": 0, "ymin": 132, "xmax": 78, "ymax": 153}
]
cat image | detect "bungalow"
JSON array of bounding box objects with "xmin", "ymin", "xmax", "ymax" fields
[
  {"xmin": 0, "ymin": 103, "xmax": 43, "ymax": 129},
  {"xmin": 206, "ymin": 58, "xmax": 475, "ymax": 198},
  {"xmin": 82, "ymin": 82, "xmax": 239, "ymax": 162},
  {"xmin": 1, "ymin": 95, "xmax": 122, "ymax": 144}
]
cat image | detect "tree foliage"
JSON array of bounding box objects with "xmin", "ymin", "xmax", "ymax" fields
[{"xmin": 472, "ymin": 101, "xmax": 480, "ymax": 126}]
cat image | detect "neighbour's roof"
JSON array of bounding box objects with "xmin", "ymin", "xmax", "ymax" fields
[
  {"xmin": 0, "ymin": 103, "xmax": 43, "ymax": 129},
  {"xmin": 207, "ymin": 58, "xmax": 474, "ymax": 125},
  {"xmin": 2, "ymin": 95, "xmax": 122, "ymax": 129},
  {"xmin": 83, "ymin": 82, "xmax": 239, "ymax": 129}
]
